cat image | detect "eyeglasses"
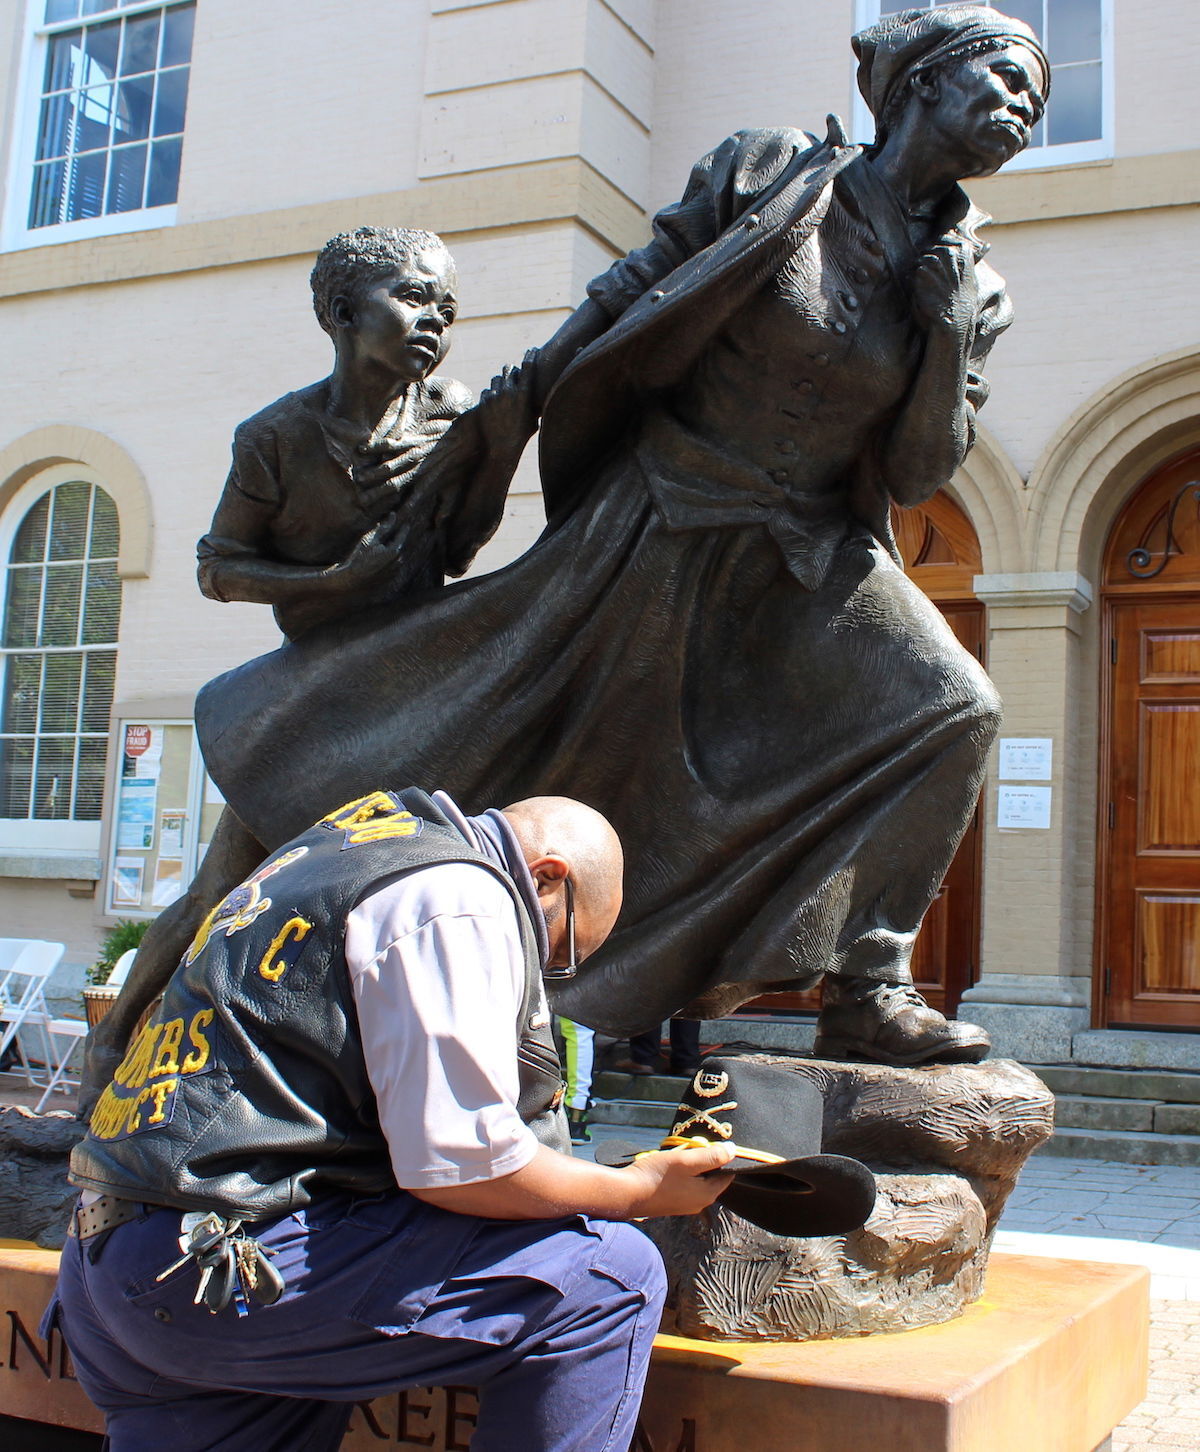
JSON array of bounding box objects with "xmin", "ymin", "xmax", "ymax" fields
[{"xmin": 543, "ymin": 875, "xmax": 578, "ymax": 981}]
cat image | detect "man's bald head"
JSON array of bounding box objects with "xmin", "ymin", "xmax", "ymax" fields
[{"xmin": 501, "ymin": 796, "xmax": 623, "ymax": 966}]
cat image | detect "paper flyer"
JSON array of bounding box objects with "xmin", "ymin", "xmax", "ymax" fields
[
  {"xmin": 122, "ymin": 723, "xmax": 163, "ymax": 781},
  {"xmin": 159, "ymin": 810, "xmax": 186, "ymax": 858},
  {"xmin": 998, "ymin": 737, "xmax": 1053, "ymax": 782},
  {"xmin": 996, "ymin": 784, "xmax": 1052, "ymax": 830},
  {"xmin": 152, "ymin": 857, "xmax": 184, "ymax": 908},
  {"xmin": 116, "ymin": 777, "xmax": 157, "ymax": 849},
  {"xmin": 112, "ymin": 857, "xmax": 144, "ymax": 907}
]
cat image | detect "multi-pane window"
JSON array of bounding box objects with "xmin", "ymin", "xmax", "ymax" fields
[
  {"xmin": 27, "ymin": 0, "xmax": 196, "ymax": 232},
  {"xmin": 0, "ymin": 483, "xmax": 121, "ymax": 823},
  {"xmin": 871, "ymin": 0, "xmax": 1106, "ymax": 154}
]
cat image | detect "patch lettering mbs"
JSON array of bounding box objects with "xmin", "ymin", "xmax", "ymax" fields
[{"xmin": 89, "ymin": 995, "xmax": 216, "ymax": 1141}]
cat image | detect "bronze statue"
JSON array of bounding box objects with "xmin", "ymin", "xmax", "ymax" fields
[
  {"xmin": 86, "ymin": 7, "xmax": 1050, "ymax": 1102},
  {"xmin": 83, "ymin": 227, "xmax": 537, "ymax": 1100}
]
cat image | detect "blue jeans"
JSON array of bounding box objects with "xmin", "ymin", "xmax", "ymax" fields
[{"xmin": 50, "ymin": 1191, "xmax": 666, "ymax": 1452}]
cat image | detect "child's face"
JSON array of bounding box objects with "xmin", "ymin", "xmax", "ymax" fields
[{"xmin": 350, "ymin": 246, "xmax": 458, "ymax": 382}]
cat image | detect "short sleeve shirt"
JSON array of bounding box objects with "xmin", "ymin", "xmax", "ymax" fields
[{"xmin": 344, "ymin": 862, "xmax": 539, "ymax": 1189}]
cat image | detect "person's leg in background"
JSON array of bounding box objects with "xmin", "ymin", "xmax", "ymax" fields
[
  {"xmin": 616, "ymin": 1025, "xmax": 662, "ymax": 1077},
  {"xmin": 667, "ymin": 1019, "xmax": 701, "ymax": 1077},
  {"xmin": 556, "ymin": 1016, "xmax": 596, "ymax": 1142}
]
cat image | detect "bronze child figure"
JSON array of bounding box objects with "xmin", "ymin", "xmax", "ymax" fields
[
  {"xmin": 82, "ymin": 228, "xmax": 536, "ymax": 1103},
  {"xmin": 197, "ymin": 225, "xmax": 534, "ymax": 640}
]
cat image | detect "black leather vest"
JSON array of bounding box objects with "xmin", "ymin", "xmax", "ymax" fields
[{"xmin": 70, "ymin": 788, "xmax": 568, "ymax": 1218}]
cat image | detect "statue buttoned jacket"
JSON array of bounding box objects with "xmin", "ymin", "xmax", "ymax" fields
[{"xmin": 538, "ymin": 121, "xmax": 1011, "ymax": 561}]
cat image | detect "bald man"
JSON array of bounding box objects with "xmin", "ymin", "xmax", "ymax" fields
[{"xmin": 51, "ymin": 788, "xmax": 732, "ymax": 1452}]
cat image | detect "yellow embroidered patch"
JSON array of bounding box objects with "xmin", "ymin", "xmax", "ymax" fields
[
  {"xmin": 258, "ymin": 916, "xmax": 314, "ymax": 983},
  {"xmin": 692, "ymin": 1070, "xmax": 731, "ymax": 1099},
  {"xmin": 182, "ymin": 846, "xmax": 310, "ymax": 966},
  {"xmin": 342, "ymin": 816, "xmax": 421, "ymax": 847},
  {"xmin": 321, "ymin": 791, "xmax": 403, "ymax": 827},
  {"xmin": 90, "ymin": 1004, "xmax": 216, "ymax": 1141}
]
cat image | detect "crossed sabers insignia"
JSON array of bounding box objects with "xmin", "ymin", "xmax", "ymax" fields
[{"xmin": 672, "ymin": 1102, "xmax": 738, "ymax": 1141}]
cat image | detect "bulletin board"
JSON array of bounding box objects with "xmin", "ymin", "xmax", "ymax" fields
[{"xmin": 103, "ymin": 719, "xmax": 224, "ymax": 918}]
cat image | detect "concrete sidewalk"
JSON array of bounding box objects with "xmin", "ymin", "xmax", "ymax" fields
[{"xmin": 994, "ymin": 1156, "xmax": 1200, "ymax": 1451}]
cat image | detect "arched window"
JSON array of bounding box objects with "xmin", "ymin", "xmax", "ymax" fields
[{"xmin": 0, "ymin": 480, "xmax": 121, "ymax": 833}]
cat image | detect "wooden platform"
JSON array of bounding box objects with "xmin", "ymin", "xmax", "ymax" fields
[{"xmin": 0, "ymin": 1246, "xmax": 1147, "ymax": 1451}]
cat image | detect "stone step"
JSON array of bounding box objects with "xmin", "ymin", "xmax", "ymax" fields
[
  {"xmin": 1053, "ymin": 1095, "xmax": 1158, "ymax": 1132},
  {"xmin": 711, "ymin": 1015, "xmax": 817, "ymax": 1055},
  {"xmin": 1037, "ymin": 1125, "xmax": 1200, "ymax": 1167},
  {"xmin": 1070, "ymin": 1029, "xmax": 1200, "ymax": 1073},
  {"xmin": 587, "ymin": 1097, "xmax": 676, "ymax": 1130},
  {"xmin": 1051, "ymin": 1096, "xmax": 1200, "ymax": 1134},
  {"xmin": 1034, "ymin": 1064, "xmax": 1200, "ymax": 1104},
  {"xmin": 592, "ymin": 1070, "xmax": 689, "ymax": 1103}
]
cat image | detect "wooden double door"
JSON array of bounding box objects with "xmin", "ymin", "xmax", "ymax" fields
[{"xmin": 1099, "ymin": 451, "xmax": 1200, "ymax": 1029}]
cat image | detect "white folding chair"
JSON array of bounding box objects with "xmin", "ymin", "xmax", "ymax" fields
[
  {"xmin": 33, "ymin": 946, "xmax": 143, "ymax": 1109},
  {"xmin": 0, "ymin": 939, "xmax": 66, "ymax": 1087},
  {"xmin": 34, "ymin": 1012, "xmax": 89, "ymax": 1110},
  {"xmin": 107, "ymin": 948, "xmax": 137, "ymax": 987}
]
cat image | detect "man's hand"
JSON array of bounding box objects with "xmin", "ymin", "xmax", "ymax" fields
[
  {"xmin": 619, "ymin": 1143, "xmax": 738, "ymax": 1218},
  {"xmin": 910, "ymin": 238, "xmax": 978, "ymax": 339},
  {"xmin": 410, "ymin": 1141, "xmax": 735, "ymax": 1222}
]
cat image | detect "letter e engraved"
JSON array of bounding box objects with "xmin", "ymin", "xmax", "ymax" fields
[
  {"xmin": 397, "ymin": 1386, "xmax": 436, "ymax": 1447},
  {"xmin": 444, "ymin": 1386, "xmax": 478, "ymax": 1451},
  {"xmin": 6, "ymin": 1311, "xmax": 52, "ymax": 1379}
]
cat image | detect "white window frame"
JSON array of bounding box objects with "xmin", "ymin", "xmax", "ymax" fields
[
  {"xmin": 0, "ymin": 466, "xmax": 121, "ymax": 854},
  {"xmin": 850, "ymin": 0, "xmax": 1113, "ymax": 170},
  {"xmin": 2, "ymin": 0, "xmax": 194, "ymax": 252}
]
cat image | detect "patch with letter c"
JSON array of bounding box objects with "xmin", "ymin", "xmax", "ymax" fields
[{"xmin": 257, "ymin": 915, "xmax": 314, "ymax": 984}]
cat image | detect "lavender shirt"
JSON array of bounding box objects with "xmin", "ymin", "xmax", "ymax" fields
[{"xmin": 344, "ymin": 794, "xmax": 549, "ymax": 1189}]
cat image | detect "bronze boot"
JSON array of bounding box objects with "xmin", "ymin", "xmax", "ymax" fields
[{"xmin": 813, "ymin": 978, "xmax": 991, "ymax": 1066}]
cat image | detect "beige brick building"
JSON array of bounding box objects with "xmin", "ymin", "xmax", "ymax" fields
[{"xmin": 0, "ymin": 0, "xmax": 1196, "ymax": 1071}]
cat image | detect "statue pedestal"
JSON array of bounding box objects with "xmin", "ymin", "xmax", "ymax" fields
[
  {"xmin": 635, "ymin": 1254, "xmax": 1147, "ymax": 1452},
  {"xmin": 0, "ymin": 1249, "xmax": 1147, "ymax": 1452},
  {"xmin": 644, "ymin": 1055, "xmax": 1056, "ymax": 1340}
]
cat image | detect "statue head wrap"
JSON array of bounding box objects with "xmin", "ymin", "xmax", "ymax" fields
[{"xmin": 852, "ymin": 6, "xmax": 1050, "ymax": 140}]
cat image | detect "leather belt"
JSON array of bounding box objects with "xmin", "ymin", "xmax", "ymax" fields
[{"xmin": 69, "ymin": 1194, "xmax": 146, "ymax": 1240}]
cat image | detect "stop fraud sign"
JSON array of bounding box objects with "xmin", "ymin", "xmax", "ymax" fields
[{"xmin": 124, "ymin": 724, "xmax": 152, "ymax": 757}]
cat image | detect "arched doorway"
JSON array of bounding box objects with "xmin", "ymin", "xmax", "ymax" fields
[
  {"xmin": 1098, "ymin": 448, "xmax": 1200, "ymax": 1030},
  {"xmin": 746, "ymin": 491, "xmax": 986, "ymax": 1018}
]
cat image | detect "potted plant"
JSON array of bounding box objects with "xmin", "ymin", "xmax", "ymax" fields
[{"xmin": 83, "ymin": 918, "xmax": 151, "ymax": 1028}]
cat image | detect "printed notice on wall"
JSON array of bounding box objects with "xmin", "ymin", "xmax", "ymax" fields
[
  {"xmin": 112, "ymin": 857, "xmax": 144, "ymax": 906},
  {"xmin": 996, "ymin": 784, "xmax": 1052, "ymax": 830},
  {"xmin": 122, "ymin": 723, "xmax": 163, "ymax": 781},
  {"xmin": 152, "ymin": 857, "xmax": 184, "ymax": 907},
  {"xmin": 159, "ymin": 810, "xmax": 186, "ymax": 858},
  {"xmin": 116, "ymin": 777, "xmax": 157, "ymax": 849},
  {"xmin": 998, "ymin": 737, "xmax": 1053, "ymax": 781}
]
